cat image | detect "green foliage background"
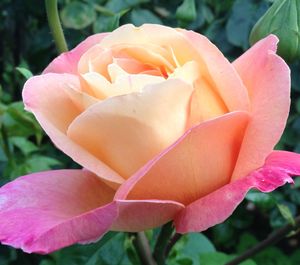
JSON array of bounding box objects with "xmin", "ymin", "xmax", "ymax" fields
[{"xmin": 0, "ymin": 0, "xmax": 300, "ymax": 264}]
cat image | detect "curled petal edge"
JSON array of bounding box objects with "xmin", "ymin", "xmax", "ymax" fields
[{"xmin": 175, "ymin": 150, "xmax": 299, "ymax": 233}]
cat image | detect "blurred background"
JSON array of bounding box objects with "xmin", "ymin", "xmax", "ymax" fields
[{"xmin": 1, "ymin": 0, "xmax": 300, "ymax": 264}]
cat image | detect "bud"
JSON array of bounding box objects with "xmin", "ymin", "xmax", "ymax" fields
[{"xmin": 250, "ymin": 0, "xmax": 300, "ymax": 62}]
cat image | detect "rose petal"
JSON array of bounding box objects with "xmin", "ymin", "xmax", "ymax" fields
[
  {"xmin": 112, "ymin": 199, "xmax": 184, "ymax": 232},
  {"xmin": 175, "ymin": 150, "xmax": 298, "ymax": 233},
  {"xmin": 67, "ymin": 79, "xmax": 193, "ymax": 179},
  {"xmin": 44, "ymin": 33, "xmax": 108, "ymax": 74},
  {"xmin": 265, "ymin": 150, "xmax": 300, "ymax": 175},
  {"xmin": 179, "ymin": 29, "xmax": 250, "ymax": 112},
  {"xmin": 113, "ymin": 57, "xmax": 153, "ymax": 74},
  {"xmin": 82, "ymin": 71, "xmax": 165, "ymax": 99},
  {"xmin": 0, "ymin": 169, "xmax": 185, "ymax": 253},
  {"xmin": 23, "ymin": 73, "xmax": 124, "ymax": 184},
  {"xmin": 231, "ymin": 35, "xmax": 291, "ymax": 181},
  {"xmin": 78, "ymin": 45, "xmax": 113, "ymax": 80},
  {"xmin": 0, "ymin": 170, "xmax": 117, "ymax": 253},
  {"xmin": 115, "ymin": 111, "xmax": 249, "ymax": 205}
]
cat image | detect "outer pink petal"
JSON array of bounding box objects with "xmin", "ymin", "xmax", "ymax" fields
[
  {"xmin": 175, "ymin": 151, "xmax": 299, "ymax": 233},
  {"xmin": 0, "ymin": 170, "xmax": 184, "ymax": 253},
  {"xmin": 231, "ymin": 35, "xmax": 291, "ymax": 181},
  {"xmin": 23, "ymin": 73, "xmax": 124, "ymax": 184},
  {"xmin": 112, "ymin": 199, "xmax": 184, "ymax": 232},
  {"xmin": 0, "ymin": 170, "xmax": 117, "ymax": 253},
  {"xmin": 43, "ymin": 33, "xmax": 108, "ymax": 74},
  {"xmin": 115, "ymin": 111, "xmax": 249, "ymax": 205}
]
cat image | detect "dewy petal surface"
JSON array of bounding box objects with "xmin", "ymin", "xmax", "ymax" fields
[
  {"xmin": 0, "ymin": 170, "xmax": 117, "ymax": 253},
  {"xmin": 231, "ymin": 35, "xmax": 291, "ymax": 181},
  {"xmin": 67, "ymin": 79, "xmax": 193, "ymax": 179},
  {"xmin": 23, "ymin": 73, "xmax": 124, "ymax": 184},
  {"xmin": 116, "ymin": 111, "xmax": 249, "ymax": 205},
  {"xmin": 175, "ymin": 151, "xmax": 299, "ymax": 233},
  {"xmin": 44, "ymin": 33, "xmax": 108, "ymax": 74}
]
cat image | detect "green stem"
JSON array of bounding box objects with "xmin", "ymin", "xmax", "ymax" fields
[
  {"xmin": 225, "ymin": 215, "xmax": 300, "ymax": 265},
  {"xmin": 133, "ymin": 232, "xmax": 157, "ymax": 265},
  {"xmin": 153, "ymin": 222, "xmax": 174, "ymax": 265},
  {"xmin": 45, "ymin": 0, "xmax": 68, "ymax": 54}
]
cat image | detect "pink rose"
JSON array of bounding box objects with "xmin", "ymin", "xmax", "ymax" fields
[{"xmin": 0, "ymin": 24, "xmax": 299, "ymax": 254}]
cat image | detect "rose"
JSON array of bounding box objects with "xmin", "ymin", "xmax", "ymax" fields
[{"xmin": 0, "ymin": 24, "xmax": 299, "ymax": 254}]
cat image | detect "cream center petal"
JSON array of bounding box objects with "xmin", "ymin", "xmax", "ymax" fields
[
  {"xmin": 113, "ymin": 57, "xmax": 154, "ymax": 74},
  {"xmin": 67, "ymin": 79, "xmax": 194, "ymax": 179},
  {"xmin": 169, "ymin": 61, "xmax": 200, "ymax": 84},
  {"xmin": 78, "ymin": 45, "xmax": 113, "ymax": 81},
  {"xmin": 111, "ymin": 44, "xmax": 175, "ymax": 77},
  {"xmin": 82, "ymin": 70, "xmax": 165, "ymax": 100}
]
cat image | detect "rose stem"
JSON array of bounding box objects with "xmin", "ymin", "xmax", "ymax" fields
[
  {"xmin": 153, "ymin": 222, "xmax": 174, "ymax": 265},
  {"xmin": 165, "ymin": 233, "xmax": 182, "ymax": 257},
  {"xmin": 45, "ymin": 0, "xmax": 68, "ymax": 54},
  {"xmin": 225, "ymin": 215, "xmax": 300, "ymax": 265},
  {"xmin": 133, "ymin": 232, "xmax": 157, "ymax": 265}
]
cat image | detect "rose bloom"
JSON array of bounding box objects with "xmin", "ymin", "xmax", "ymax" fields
[{"xmin": 0, "ymin": 24, "xmax": 299, "ymax": 253}]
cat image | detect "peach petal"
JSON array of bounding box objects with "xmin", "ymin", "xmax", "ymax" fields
[
  {"xmin": 113, "ymin": 44, "xmax": 175, "ymax": 75},
  {"xmin": 115, "ymin": 111, "xmax": 249, "ymax": 205},
  {"xmin": 67, "ymin": 79, "xmax": 193, "ymax": 179},
  {"xmin": 180, "ymin": 29, "xmax": 250, "ymax": 112},
  {"xmin": 175, "ymin": 150, "xmax": 299, "ymax": 233},
  {"xmin": 113, "ymin": 57, "xmax": 153, "ymax": 74},
  {"xmin": 188, "ymin": 78, "xmax": 228, "ymax": 125},
  {"xmin": 231, "ymin": 35, "xmax": 290, "ymax": 181},
  {"xmin": 44, "ymin": 33, "xmax": 108, "ymax": 74},
  {"xmin": 23, "ymin": 73, "xmax": 124, "ymax": 184}
]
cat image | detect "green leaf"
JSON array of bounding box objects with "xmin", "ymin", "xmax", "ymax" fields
[
  {"xmin": 246, "ymin": 190, "xmax": 276, "ymax": 210},
  {"xmin": 51, "ymin": 232, "xmax": 121, "ymax": 265},
  {"xmin": 270, "ymin": 202, "xmax": 296, "ymax": 228},
  {"xmin": 85, "ymin": 233, "xmax": 130, "ymax": 265},
  {"xmin": 61, "ymin": 1, "xmax": 96, "ymax": 30},
  {"xmin": 236, "ymin": 233, "xmax": 258, "ymax": 253},
  {"xmin": 10, "ymin": 136, "xmax": 38, "ymax": 156},
  {"xmin": 105, "ymin": 0, "xmax": 149, "ymax": 13},
  {"xmin": 131, "ymin": 8, "xmax": 162, "ymax": 26},
  {"xmin": 93, "ymin": 14, "xmax": 121, "ymax": 33},
  {"xmin": 200, "ymin": 252, "xmax": 256, "ymax": 265},
  {"xmin": 176, "ymin": 0, "xmax": 197, "ymax": 22},
  {"xmin": 26, "ymin": 155, "xmax": 62, "ymax": 172},
  {"xmin": 15, "ymin": 67, "xmax": 33, "ymax": 79},
  {"xmin": 277, "ymin": 203, "xmax": 296, "ymax": 226},
  {"xmin": 39, "ymin": 260, "xmax": 56, "ymax": 265},
  {"xmin": 255, "ymin": 247, "xmax": 292, "ymax": 265},
  {"xmin": 4, "ymin": 102, "xmax": 43, "ymax": 143},
  {"xmin": 168, "ymin": 233, "xmax": 215, "ymax": 265},
  {"xmin": 226, "ymin": 0, "xmax": 269, "ymax": 49}
]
